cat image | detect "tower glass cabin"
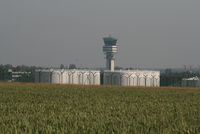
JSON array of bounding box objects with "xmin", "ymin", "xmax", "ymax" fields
[{"xmin": 103, "ymin": 37, "xmax": 118, "ymax": 71}]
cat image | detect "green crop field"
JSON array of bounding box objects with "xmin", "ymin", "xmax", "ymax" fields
[{"xmin": 0, "ymin": 83, "xmax": 200, "ymax": 134}]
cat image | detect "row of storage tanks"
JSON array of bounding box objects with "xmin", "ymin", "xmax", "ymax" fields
[
  {"xmin": 104, "ymin": 70, "xmax": 160, "ymax": 87},
  {"xmin": 35, "ymin": 69, "xmax": 160, "ymax": 87},
  {"xmin": 35, "ymin": 69, "xmax": 101, "ymax": 85}
]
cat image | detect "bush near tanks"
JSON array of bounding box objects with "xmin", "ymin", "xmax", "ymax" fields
[{"xmin": 0, "ymin": 83, "xmax": 200, "ymax": 134}]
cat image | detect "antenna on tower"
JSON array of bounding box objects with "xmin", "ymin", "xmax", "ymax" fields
[
  {"xmin": 183, "ymin": 65, "xmax": 187, "ymax": 72},
  {"xmin": 189, "ymin": 65, "xmax": 193, "ymax": 73}
]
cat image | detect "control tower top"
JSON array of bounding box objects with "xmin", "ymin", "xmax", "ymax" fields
[{"xmin": 103, "ymin": 36, "xmax": 117, "ymax": 46}]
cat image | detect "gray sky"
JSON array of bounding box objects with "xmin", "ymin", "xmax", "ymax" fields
[{"xmin": 0, "ymin": 0, "xmax": 200, "ymax": 68}]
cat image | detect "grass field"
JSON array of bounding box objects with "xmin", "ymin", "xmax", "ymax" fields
[{"xmin": 0, "ymin": 83, "xmax": 200, "ymax": 134}]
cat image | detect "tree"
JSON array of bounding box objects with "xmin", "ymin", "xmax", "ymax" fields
[
  {"xmin": 60, "ymin": 64, "xmax": 65, "ymax": 69},
  {"xmin": 69, "ymin": 64, "xmax": 76, "ymax": 69}
]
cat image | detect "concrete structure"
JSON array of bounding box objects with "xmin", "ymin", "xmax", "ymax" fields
[
  {"xmin": 103, "ymin": 70, "xmax": 160, "ymax": 86},
  {"xmin": 103, "ymin": 36, "xmax": 118, "ymax": 71},
  {"xmin": 35, "ymin": 69, "xmax": 100, "ymax": 85},
  {"xmin": 182, "ymin": 76, "xmax": 200, "ymax": 88}
]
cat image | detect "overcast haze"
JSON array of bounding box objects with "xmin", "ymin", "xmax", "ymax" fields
[{"xmin": 1, "ymin": 0, "xmax": 200, "ymax": 68}]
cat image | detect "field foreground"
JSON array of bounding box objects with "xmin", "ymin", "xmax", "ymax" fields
[{"xmin": 0, "ymin": 83, "xmax": 200, "ymax": 134}]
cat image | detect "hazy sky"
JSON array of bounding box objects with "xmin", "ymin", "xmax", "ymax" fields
[{"xmin": 1, "ymin": 0, "xmax": 200, "ymax": 68}]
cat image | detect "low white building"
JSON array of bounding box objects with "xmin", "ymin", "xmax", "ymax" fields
[
  {"xmin": 103, "ymin": 70, "xmax": 160, "ymax": 87},
  {"xmin": 35, "ymin": 69, "xmax": 100, "ymax": 85},
  {"xmin": 7, "ymin": 69, "xmax": 31, "ymax": 82},
  {"xmin": 182, "ymin": 76, "xmax": 200, "ymax": 88}
]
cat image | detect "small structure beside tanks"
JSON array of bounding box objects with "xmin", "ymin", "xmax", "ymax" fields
[
  {"xmin": 6, "ymin": 69, "xmax": 31, "ymax": 82},
  {"xmin": 182, "ymin": 76, "xmax": 200, "ymax": 88}
]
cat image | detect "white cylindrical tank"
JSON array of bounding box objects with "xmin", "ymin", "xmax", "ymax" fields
[
  {"xmin": 61, "ymin": 71, "xmax": 68, "ymax": 84},
  {"xmin": 94, "ymin": 73, "xmax": 100, "ymax": 85},
  {"xmin": 120, "ymin": 73, "xmax": 128, "ymax": 86},
  {"xmin": 77, "ymin": 70, "xmax": 100, "ymax": 85},
  {"xmin": 51, "ymin": 71, "xmax": 60, "ymax": 84},
  {"xmin": 66, "ymin": 70, "xmax": 77, "ymax": 84}
]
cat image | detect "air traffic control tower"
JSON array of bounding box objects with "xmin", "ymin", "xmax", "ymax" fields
[{"xmin": 103, "ymin": 36, "xmax": 118, "ymax": 71}]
